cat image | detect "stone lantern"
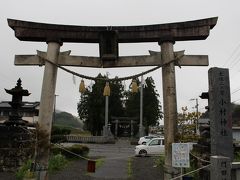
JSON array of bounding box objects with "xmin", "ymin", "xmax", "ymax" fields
[{"xmin": 4, "ymin": 78, "xmax": 30, "ymax": 126}]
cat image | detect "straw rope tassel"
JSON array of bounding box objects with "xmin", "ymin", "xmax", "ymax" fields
[
  {"xmin": 79, "ymin": 79, "xmax": 86, "ymax": 93},
  {"xmin": 131, "ymin": 79, "xmax": 138, "ymax": 93},
  {"xmin": 103, "ymin": 82, "xmax": 110, "ymax": 96}
]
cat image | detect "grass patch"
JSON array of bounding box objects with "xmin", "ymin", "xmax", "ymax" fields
[
  {"xmin": 16, "ymin": 160, "xmax": 33, "ymax": 180},
  {"xmin": 48, "ymin": 154, "xmax": 68, "ymax": 174},
  {"xmin": 95, "ymin": 158, "xmax": 105, "ymax": 169},
  {"xmin": 51, "ymin": 144, "xmax": 89, "ymax": 159},
  {"xmin": 154, "ymin": 155, "xmax": 165, "ymax": 167},
  {"xmin": 16, "ymin": 154, "xmax": 68, "ymax": 179}
]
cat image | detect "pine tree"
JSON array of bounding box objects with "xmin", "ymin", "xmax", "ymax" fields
[{"xmin": 143, "ymin": 77, "xmax": 163, "ymax": 127}]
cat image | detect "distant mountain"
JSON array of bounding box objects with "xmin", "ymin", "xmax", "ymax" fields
[{"xmin": 53, "ymin": 111, "xmax": 83, "ymax": 130}]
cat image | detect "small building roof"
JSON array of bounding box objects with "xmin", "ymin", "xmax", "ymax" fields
[{"xmin": 0, "ymin": 101, "xmax": 40, "ymax": 109}]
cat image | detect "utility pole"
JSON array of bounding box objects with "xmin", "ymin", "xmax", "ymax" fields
[
  {"xmin": 53, "ymin": 94, "xmax": 59, "ymax": 124},
  {"xmin": 104, "ymin": 95, "xmax": 109, "ymax": 136},
  {"xmin": 103, "ymin": 81, "xmax": 110, "ymax": 137},
  {"xmin": 190, "ymin": 98, "xmax": 199, "ymax": 133},
  {"xmin": 139, "ymin": 75, "xmax": 144, "ymax": 137}
]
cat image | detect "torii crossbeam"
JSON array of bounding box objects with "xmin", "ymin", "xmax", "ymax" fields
[
  {"xmin": 8, "ymin": 17, "xmax": 217, "ymax": 180},
  {"xmin": 15, "ymin": 50, "xmax": 209, "ymax": 68}
]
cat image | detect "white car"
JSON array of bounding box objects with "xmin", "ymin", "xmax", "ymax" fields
[
  {"xmin": 135, "ymin": 137, "xmax": 165, "ymax": 156},
  {"xmin": 138, "ymin": 135, "xmax": 158, "ymax": 145}
]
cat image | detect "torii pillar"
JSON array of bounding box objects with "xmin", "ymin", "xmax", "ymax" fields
[
  {"xmin": 36, "ymin": 41, "xmax": 61, "ymax": 179},
  {"xmin": 160, "ymin": 41, "xmax": 178, "ymax": 179},
  {"xmin": 8, "ymin": 17, "xmax": 217, "ymax": 180}
]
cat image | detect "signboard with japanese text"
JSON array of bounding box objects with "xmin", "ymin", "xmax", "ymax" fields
[
  {"xmin": 209, "ymin": 68, "xmax": 233, "ymax": 160},
  {"xmin": 172, "ymin": 143, "xmax": 190, "ymax": 168}
]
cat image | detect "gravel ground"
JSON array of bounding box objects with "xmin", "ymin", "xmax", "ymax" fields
[
  {"xmin": 131, "ymin": 156, "xmax": 164, "ymax": 180},
  {"xmin": 0, "ymin": 138, "xmax": 164, "ymax": 180},
  {"xmin": 50, "ymin": 156, "xmax": 164, "ymax": 180},
  {"xmin": 0, "ymin": 156, "xmax": 164, "ymax": 180}
]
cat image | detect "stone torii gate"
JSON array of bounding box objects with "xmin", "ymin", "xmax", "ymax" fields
[{"xmin": 8, "ymin": 17, "xmax": 217, "ymax": 180}]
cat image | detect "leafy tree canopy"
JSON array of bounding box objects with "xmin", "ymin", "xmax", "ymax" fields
[
  {"xmin": 177, "ymin": 108, "xmax": 201, "ymax": 142},
  {"xmin": 125, "ymin": 77, "xmax": 163, "ymax": 133},
  {"xmin": 77, "ymin": 74, "xmax": 124, "ymax": 135}
]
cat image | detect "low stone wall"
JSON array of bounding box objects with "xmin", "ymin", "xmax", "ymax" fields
[
  {"xmin": 0, "ymin": 125, "xmax": 35, "ymax": 171},
  {"xmin": 65, "ymin": 135, "xmax": 115, "ymax": 144}
]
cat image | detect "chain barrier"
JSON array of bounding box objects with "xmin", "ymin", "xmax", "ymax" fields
[
  {"xmin": 167, "ymin": 150, "xmax": 211, "ymax": 180},
  {"xmin": 18, "ymin": 124, "xmax": 211, "ymax": 177},
  {"xmin": 17, "ymin": 126, "xmax": 136, "ymax": 162},
  {"xmin": 170, "ymin": 164, "xmax": 211, "ymax": 180},
  {"xmin": 53, "ymin": 143, "xmax": 91, "ymax": 161},
  {"xmin": 190, "ymin": 152, "xmax": 210, "ymax": 163}
]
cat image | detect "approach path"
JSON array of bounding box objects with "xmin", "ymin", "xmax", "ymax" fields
[{"xmin": 86, "ymin": 138, "xmax": 135, "ymax": 179}]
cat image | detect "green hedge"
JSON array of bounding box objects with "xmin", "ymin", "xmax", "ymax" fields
[
  {"xmin": 51, "ymin": 144, "xmax": 89, "ymax": 159},
  {"xmin": 51, "ymin": 126, "xmax": 71, "ymax": 135},
  {"xmin": 51, "ymin": 126, "xmax": 71, "ymax": 143},
  {"xmin": 51, "ymin": 134, "xmax": 67, "ymax": 143}
]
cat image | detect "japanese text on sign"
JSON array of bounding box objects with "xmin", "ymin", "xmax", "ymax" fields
[{"xmin": 172, "ymin": 143, "xmax": 190, "ymax": 168}]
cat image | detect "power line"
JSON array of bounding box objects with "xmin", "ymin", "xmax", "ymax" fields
[
  {"xmin": 222, "ymin": 42, "xmax": 240, "ymax": 67},
  {"xmin": 229, "ymin": 56, "xmax": 240, "ymax": 69},
  {"xmin": 230, "ymin": 69, "xmax": 239, "ymax": 79},
  {"xmin": 231, "ymin": 87, "xmax": 240, "ymax": 95},
  {"xmin": 232, "ymin": 98, "xmax": 240, "ymax": 104}
]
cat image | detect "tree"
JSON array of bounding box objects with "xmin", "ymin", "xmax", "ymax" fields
[
  {"xmin": 125, "ymin": 77, "xmax": 163, "ymax": 134},
  {"xmin": 232, "ymin": 103, "xmax": 240, "ymax": 126},
  {"xmin": 177, "ymin": 107, "xmax": 201, "ymax": 142},
  {"xmin": 77, "ymin": 74, "xmax": 124, "ymax": 135},
  {"xmin": 77, "ymin": 88, "xmax": 91, "ymax": 130},
  {"xmin": 108, "ymin": 79, "xmax": 125, "ymax": 117},
  {"xmin": 143, "ymin": 77, "xmax": 163, "ymax": 127},
  {"xmin": 78, "ymin": 75, "xmax": 162, "ymax": 136}
]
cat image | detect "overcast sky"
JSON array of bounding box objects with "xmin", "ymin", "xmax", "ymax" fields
[{"xmin": 0, "ymin": 0, "xmax": 240, "ymax": 120}]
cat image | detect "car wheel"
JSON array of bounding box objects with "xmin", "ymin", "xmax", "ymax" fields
[{"xmin": 139, "ymin": 149, "xmax": 147, "ymax": 157}]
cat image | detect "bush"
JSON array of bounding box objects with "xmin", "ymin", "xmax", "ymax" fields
[
  {"xmin": 48, "ymin": 154, "xmax": 68, "ymax": 173},
  {"xmin": 51, "ymin": 126, "xmax": 71, "ymax": 135},
  {"xmin": 51, "ymin": 144, "xmax": 89, "ymax": 159},
  {"xmin": 15, "ymin": 155, "xmax": 70, "ymax": 179},
  {"xmin": 51, "ymin": 134, "xmax": 67, "ymax": 143},
  {"xmin": 51, "ymin": 126, "xmax": 71, "ymax": 143},
  {"xmin": 234, "ymin": 151, "xmax": 240, "ymax": 162}
]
